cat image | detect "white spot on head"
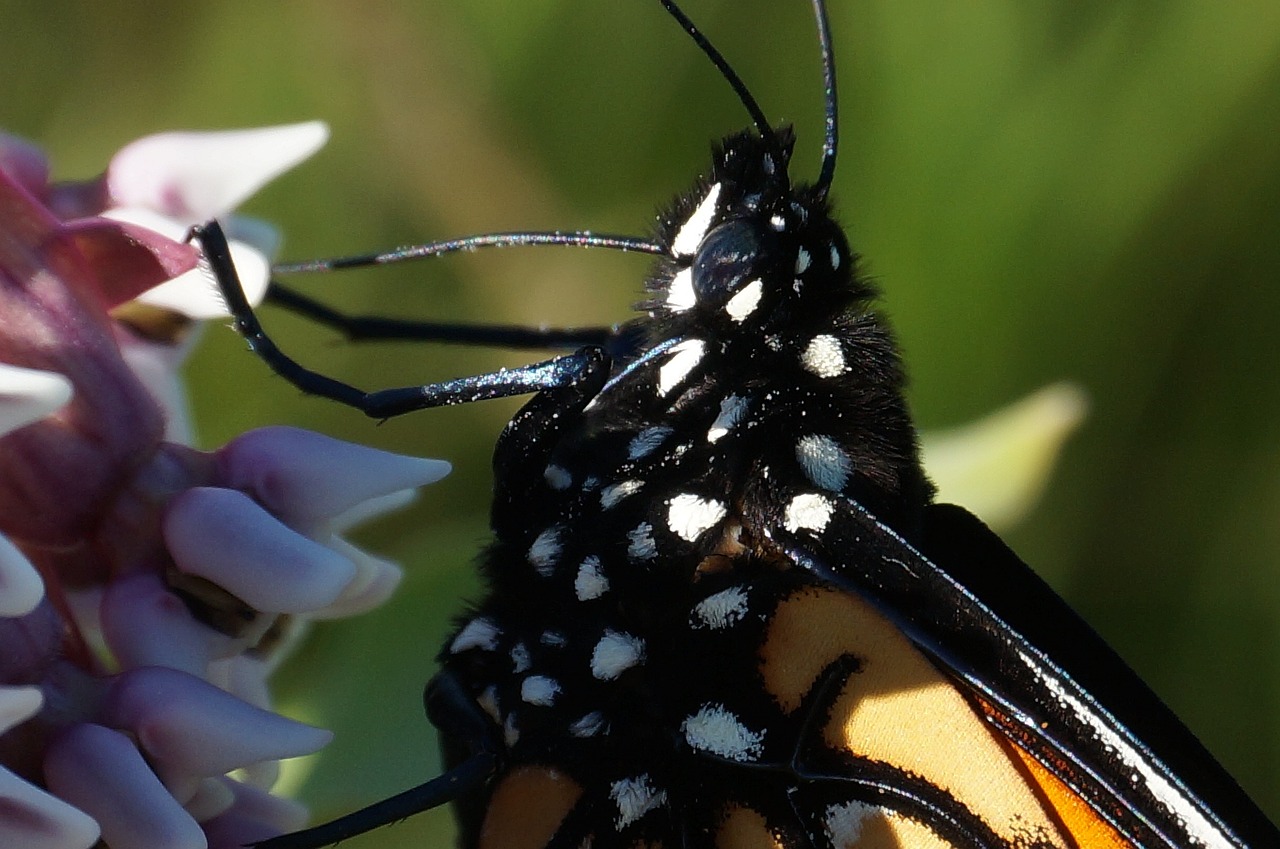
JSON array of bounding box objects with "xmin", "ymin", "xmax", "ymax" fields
[
  {"xmin": 658, "ymin": 338, "xmax": 706, "ymax": 396},
  {"xmin": 825, "ymin": 800, "xmax": 885, "ymax": 848},
  {"xmin": 610, "ymin": 774, "xmax": 667, "ymax": 828},
  {"xmin": 520, "ymin": 675, "xmax": 561, "ymax": 706},
  {"xmin": 600, "ymin": 479, "xmax": 643, "ymax": 510},
  {"xmin": 450, "ymin": 617, "xmax": 500, "ymax": 653},
  {"xmin": 796, "ymin": 434, "xmax": 853, "ymax": 492},
  {"xmin": 543, "ymin": 464, "xmax": 572, "ymax": 491},
  {"xmin": 527, "ymin": 526, "xmax": 563, "ymax": 577},
  {"xmin": 724, "ymin": 279, "xmax": 764, "ymax": 323},
  {"xmin": 570, "ymin": 711, "xmax": 608, "ymax": 738},
  {"xmin": 671, "ymin": 183, "xmax": 722, "ymax": 257},
  {"xmin": 795, "ymin": 247, "xmax": 812, "ymax": 274},
  {"xmin": 707, "ymin": 394, "xmax": 749, "ymax": 443},
  {"xmin": 769, "ymin": 213, "xmax": 786, "ymax": 231},
  {"xmin": 665, "ymin": 266, "xmax": 696, "ymax": 312},
  {"xmin": 681, "ymin": 703, "xmax": 766, "ymax": 762},
  {"xmin": 628, "ymin": 426, "xmax": 673, "ymax": 460},
  {"xmin": 510, "ymin": 641, "xmax": 531, "ymax": 673},
  {"xmin": 666, "ymin": 494, "xmax": 727, "ymax": 542},
  {"xmin": 801, "ymin": 334, "xmax": 847, "ymax": 378},
  {"xmin": 591, "ymin": 629, "xmax": 646, "ymax": 680},
  {"xmin": 830, "ymin": 243, "xmax": 842, "ymax": 270},
  {"xmin": 575, "ymin": 556, "xmax": 609, "ymax": 600},
  {"xmin": 627, "ymin": 523, "xmax": 657, "ymax": 561},
  {"xmin": 784, "ymin": 493, "xmax": 835, "ymax": 533},
  {"xmin": 691, "ymin": 586, "xmax": 750, "ymax": 629}
]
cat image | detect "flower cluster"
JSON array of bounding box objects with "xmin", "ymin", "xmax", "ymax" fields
[{"xmin": 0, "ymin": 125, "xmax": 449, "ymax": 848}]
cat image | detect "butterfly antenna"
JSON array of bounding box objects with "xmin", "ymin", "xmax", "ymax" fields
[
  {"xmin": 811, "ymin": 0, "xmax": 838, "ymax": 197},
  {"xmin": 658, "ymin": 0, "xmax": 779, "ymax": 152}
]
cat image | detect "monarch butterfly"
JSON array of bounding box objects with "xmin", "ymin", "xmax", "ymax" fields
[{"xmin": 200, "ymin": 1, "xmax": 1278, "ymax": 847}]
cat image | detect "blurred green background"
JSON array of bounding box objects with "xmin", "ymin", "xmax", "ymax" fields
[{"xmin": 6, "ymin": 0, "xmax": 1280, "ymax": 843}]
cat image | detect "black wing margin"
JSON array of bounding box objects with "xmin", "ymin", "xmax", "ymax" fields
[{"xmin": 766, "ymin": 491, "xmax": 1278, "ymax": 849}]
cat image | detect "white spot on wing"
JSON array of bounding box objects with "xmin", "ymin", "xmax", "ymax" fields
[
  {"xmin": 796, "ymin": 434, "xmax": 853, "ymax": 492},
  {"xmin": 591, "ymin": 629, "xmax": 646, "ymax": 680},
  {"xmin": 627, "ymin": 523, "xmax": 657, "ymax": 561},
  {"xmin": 824, "ymin": 800, "xmax": 883, "ymax": 848},
  {"xmin": 527, "ymin": 526, "xmax": 563, "ymax": 577},
  {"xmin": 450, "ymin": 617, "xmax": 500, "ymax": 653},
  {"xmin": 682, "ymin": 703, "xmax": 765, "ymax": 762},
  {"xmin": 724, "ymin": 279, "xmax": 764, "ymax": 322},
  {"xmin": 600, "ymin": 479, "xmax": 642, "ymax": 510},
  {"xmin": 575, "ymin": 556, "xmax": 609, "ymax": 600},
  {"xmin": 692, "ymin": 586, "xmax": 750, "ymax": 629},
  {"xmin": 707, "ymin": 394, "xmax": 749, "ymax": 443},
  {"xmin": 628, "ymin": 426, "xmax": 673, "ymax": 459},
  {"xmin": 658, "ymin": 338, "xmax": 706, "ymax": 396},
  {"xmin": 543, "ymin": 464, "xmax": 571, "ymax": 490},
  {"xmin": 610, "ymin": 774, "xmax": 667, "ymax": 828},
  {"xmin": 667, "ymin": 493, "xmax": 727, "ymax": 542},
  {"xmin": 665, "ymin": 266, "xmax": 696, "ymax": 312},
  {"xmin": 784, "ymin": 493, "xmax": 835, "ymax": 533},
  {"xmin": 520, "ymin": 675, "xmax": 561, "ymax": 706},
  {"xmin": 801, "ymin": 334, "xmax": 847, "ymax": 378},
  {"xmin": 671, "ymin": 183, "xmax": 722, "ymax": 257}
]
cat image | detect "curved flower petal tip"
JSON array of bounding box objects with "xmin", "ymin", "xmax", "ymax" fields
[
  {"xmin": 44, "ymin": 723, "xmax": 203, "ymax": 849},
  {"xmin": 0, "ymin": 363, "xmax": 73, "ymax": 435},
  {"xmin": 107, "ymin": 122, "xmax": 330, "ymax": 225},
  {"xmin": 164, "ymin": 487, "xmax": 357, "ymax": 613},
  {"xmin": 310, "ymin": 538, "xmax": 403, "ymax": 619},
  {"xmin": 0, "ymin": 534, "xmax": 44, "ymax": 617},
  {"xmin": 0, "ymin": 132, "xmax": 50, "ymax": 196},
  {"xmin": 0, "ymin": 760, "xmax": 101, "ymax": 849},
  {"xmin": 60, "ymin": 217, "xmax": 201, "ymax": 309},
  {"xmin": 220, "ymin": 426, "xmax": 451, "ymax": 525},
  {"xmin": 103, "ymin": 666, "xmax": 332, "ymax": 777},
  {"xmin": 921, "ymin": 381, "xmax": 1089, "ymax": 532}
]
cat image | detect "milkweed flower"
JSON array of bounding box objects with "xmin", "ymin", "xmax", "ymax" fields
[{"xmin": 0, "ymin": 127, "xmax": 450, "ymax": 848}]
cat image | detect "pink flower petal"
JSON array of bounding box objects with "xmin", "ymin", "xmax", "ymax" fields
[
  {"xmin": 100, "ymin": 573, "xmax": 233, "ymax": 673},
  {"xmin": 44, "ymin": 723, "xmax": 205, "ymax": 849},
  {"xmin": 0, "ymin": 363, "xmax": 72, "ymax": 437},
  {"xmin": 0, "ymin": 762, "xmax": 101, "ymax": 849},
  {"xmin": 102, "ymin": 667, "xmax": 332, "ymax": 777},
  {"xmin": 164, "ymin": 486, "xmax": 357, "ymax": 612},
  {"xmin": 0, "ymin": 533, "xmax": 45, "ymax": 617},
  {"xmin": 219, "ymin": 426, "xmax": 450, "ymax": 526},
  {"xmin": 201, "ymin": 780, "xmax": 308, "ymax": 848},
  {"xmin": 0, "ymin": 132, "xmax": 50, "ymax": 197},
  {"xmin": 107, "ymin": 122, "xmax": 329, "ymax": 224},
  {"xmin": 61, "ymin": 217, "xmax": 200, "ymax": 310}
]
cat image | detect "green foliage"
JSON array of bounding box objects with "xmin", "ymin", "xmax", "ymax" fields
[{"xmin": 5, "ymin": 1, "xmax": 1279, "ymax": 843}]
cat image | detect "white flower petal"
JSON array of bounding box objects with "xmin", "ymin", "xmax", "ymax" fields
[
  {"xmin": 107, "ymin": 122, "xmax": 330, "ymax": 224},
  {"xmin": 0, "ymin": 363, "xmax": 73, "ymax": 436},
  {"xmin": 0, "ymin": 685, "xmax": 43, "ymax": 733},
  {"xmin": 0, "ymin": 762, "xmax": 101, "ymax": 849},
  {"xmin": 0, "ymin": 534, "xmax": 44, "ymax": 617},
  {"xmin": 308, "ymin": 536, "xmax": 403, "ymax": 619}
]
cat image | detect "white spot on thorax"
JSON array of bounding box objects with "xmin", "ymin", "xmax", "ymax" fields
[
  {"xmin": 658, "ymin": 339, "xmax": 706, "ymax": 396},
  {"xmin": 796, "ymin": 434, "xmax": 853, "ymax": 492},
  {"xmin": 681, "ymin": 704, "xmax": 765, "ymax": 762},
  {"xmin": 628, "ymin": 426, "xmax": 673, "ymax": 459},
  {"xmin": 450, "ymin": 617, "xmax": 500, "ymax": 653},
  {"xmin": 784, "ymin": 493, "xmax": 835, "ymax": 533},
  {"xmin": 520, "ymin": 675, "xmax": 560, "ymax": 706},
  {"xmin": 570, "ymin": 711, "xmax": 608, "ymax": 738},
  {"xmin": 707, "ymin": 394, "xmax": 749, "ymax": 442},
  {"xmin": 610, "ymin": 774, "xmax": 667, "ymax": 828},
  {"xmin": 540, "ymin": 630, "xmax": 566, "ymax": 647},
  {"xmin": 627, "ymin": 523, "xmax": 657, "ymax": 561},
  {"xmin": 510, "ymin": 641, "xmax": 531, "ymax": 673},
  {"xmin": 769, "ymin": 213, "xmax": 786, "ymax": 231},
  {"xmin": 665, "ymin": 266, "xmax": 696, "ymax": 312},
  {"xmin": 527, "ymin": 526, "xmax": 563, "ymax": 576},
  {"xmin": 543, "ymin": 464, "xmax": 572, "ymax": 490},
  {"xmin": 795, "ymin": 247, "xmax": 812, "ymax": 274},
  {"xmin": 671, "ymin": 183, "xmax": 722, "ymax": 257},
  {"xmin": 692, "ymin": 586, "xmax": 750, "ymax": 629},
  {"xmin": 600, "ymin": 479, "xmax": 643, "ymax": 510},
  {"xmin": 830, "ymin": 243, "xmax": 842, "ymax": 270},
  {"xmin": 591, "ymin": 630, "xmax": 646, "ymax": 680},
  {"xmin": 801, "ymin": 334, "xmax": 847, "ymax": 378},
  {"xmin": 575, "ymin": 556, "xmax": 609, "ymax": 600},
  {"xmin": 666, "ymin": 494, "xmax": 727, "ymax": 542},
  {"xmin": 724, "ymin": 279, "xmax": 763, "ymax": 322}
]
